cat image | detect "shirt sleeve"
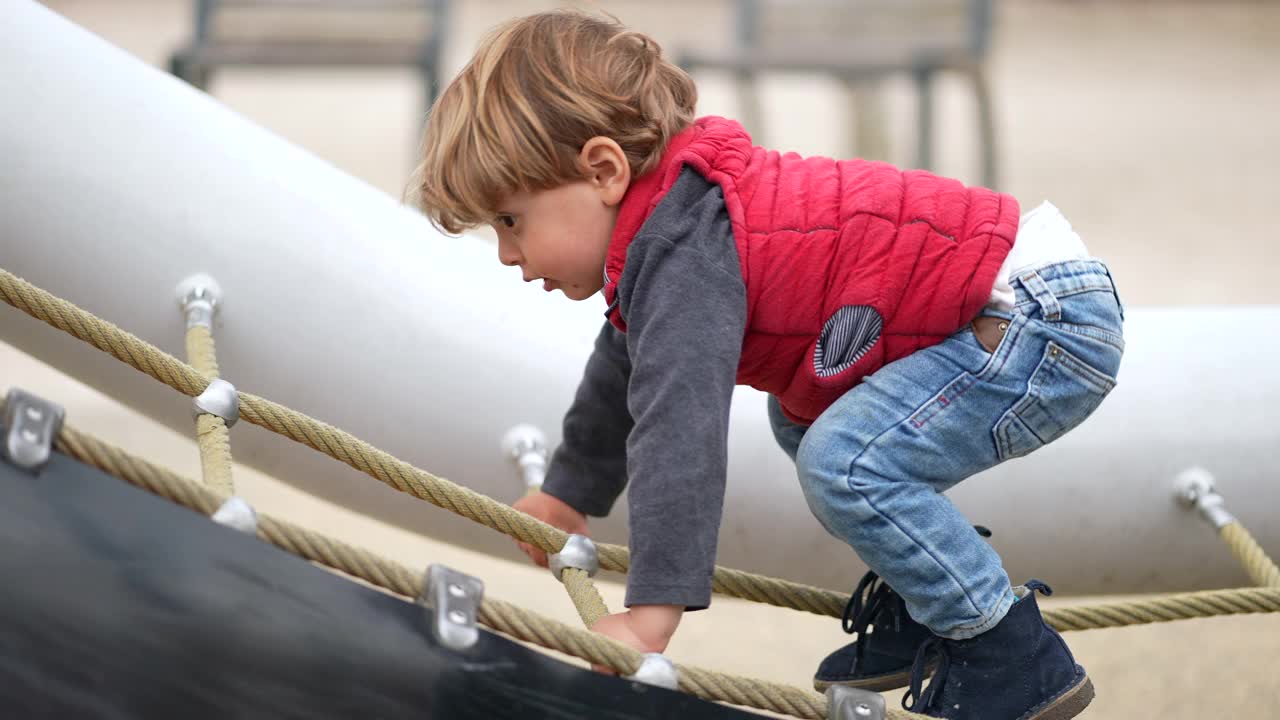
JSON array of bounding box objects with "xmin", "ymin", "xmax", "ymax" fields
[
  {"xmin": 615, "ymin": 169, "xmax": 747, "ymax": 610},
  {"xmin": 540, "ymin": 321, "xmax": 634, "ymax": 517}
]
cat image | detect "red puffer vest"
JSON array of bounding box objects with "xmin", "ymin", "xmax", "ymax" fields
[{"xmin": 602, "ymin": 117, "xmax": 1019, "ymax": 424}]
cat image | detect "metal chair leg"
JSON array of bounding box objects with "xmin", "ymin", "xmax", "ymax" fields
[
  {"xmin": 912, "ymin": 66, "xmax": 934, "ymax": 172},
  {"xmin": 735, "ymin": 70, "xmax": 764, "ymax": 143},
  {"xmin": 845, "ymin": 78, "xmax": 890, "ymax": 163},
  {"xmin": 970, "ymin": 65, "xmax": 998, "ymax": 189}
]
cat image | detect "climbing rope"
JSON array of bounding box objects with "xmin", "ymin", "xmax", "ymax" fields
[
  {"xmin": 1219, "ymin": 521, "xmax": 1280, "ymax": 588},
  {"xmin": 40, "ymin": 406, "xmax": 1280, "ymax": 719},
  {"xmin": 186, "ymin": 322, "xmax": 235, "ymax": 496},
  {"xmin": 562, "ymin": 567, "xmax": 611, "ymax": 629},
  {"xmin": 526, "ymin": 487, "xmax": 615, "ymax": 633},
  {"xmin": 3, "ymin": 266, "xmax": 1278, "ymax": 630},
  {"xmin": 1043, "ymin": 586, "xmax": 1280, "ymax": 632},
  {"xmin": 185, "ymin": 323, "xmax": 221, "ymax": 379},
  {"xmin": 0, "ymin": 267, "xmax": 844, "ymax": 617},
  {"xmin": 5, "ymin": 265, "xmax": 1280, "ymax": 719},
  {"xmin": 194, "ymin": 414, "xmax": 233, "ymax": 495},
  {"xmin": 41, "ymin": 410, "xmax": 905, "ymax": 720}
]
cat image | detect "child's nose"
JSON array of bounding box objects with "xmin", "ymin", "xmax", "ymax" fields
[{"xmin": 496, "ymin": 235, "xmax": 521, "ymax": 267}]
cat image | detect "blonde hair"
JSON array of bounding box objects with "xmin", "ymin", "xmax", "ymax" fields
[{"xmin": 413, "ymin": 10, "xmax": 697, "ymax": 234}]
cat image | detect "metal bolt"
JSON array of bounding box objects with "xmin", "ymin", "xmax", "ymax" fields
[
  {"xmin": 175, "ymin": 274, "xmax": 223, "ymax": 329},
  {"xmin": 1174, "ymin": 467, "xmax": 1235, "ymax": 529},
  {"xmin": 24, "ymin": 406, "xmax": 42, "ymax": 421},
  {"xmin": 855, "ymin": 704, "xmax": 872, "ymax": 717},
  {"xmin": 20, "ymin": 428, "xmax": 38, "ymax": 444},
  {"xmin": 448, "ymin": 610, "xmax": 467, "ymax": 625},
  {"xmin": 448, "ymin": 583, "xmax": 466, "ymax": 598},
  {"xmin": 1177, "ymin": 467, "xmax": 1214, "ymax": 509},
  {"xmin": 501, "ymin": 424, "xmax": 548, "ymax": 490},
  {"xmin": 998, "ymin": 322, "xmax": 1008, "ymax": 331},
  {"xmin": 1179, "ymin": 486, "xmax": 1198, "ymax": 507}
]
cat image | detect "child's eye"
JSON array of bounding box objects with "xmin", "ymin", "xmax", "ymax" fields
[{"xmin": 495, "ymin": 214, "xmax": 516, "ymax": 229}]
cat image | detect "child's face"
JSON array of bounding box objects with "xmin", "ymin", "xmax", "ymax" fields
[{"xmin": 491, "ymin": 138, "xmax": 630, "ymax": 302}]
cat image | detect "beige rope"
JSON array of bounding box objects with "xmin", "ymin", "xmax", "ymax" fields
[
  {"xmin": 0, "ymin": 267, "xmax": 843, "ymax": 618},
  {"xmin": 185, "ymin": 324, "xmax": 221, "ymax": 379},
  {"xmin": 39, "ymin": 389, "xmax": 1280, "ymax": 639},
  {"xmin": 194, "ymin": 414, "xmax": 234, "ymax": 495},
  {"xmin": 7, "ymin": 266, "xmax": 1280, "ymax": 720},
  {"xmin": 45, "ymin": 415, "xmax": 874, "ymax": 720},
  {"xmin": 533, "ymin": 489, "xmax": 614, "ymax": 630},
  {"xmin": 1, "ymin": 269, "xmax": 207, "ymax": 397},
  {"xmin": 185, "ymin": 324, "xmax": 235, "ymax": 495},
  {"xmin": 1219, "ymin": 521, "xmax": 1280, "ymax": 587},
  {"xmin": 20, "ymin": 398, "xmax": 1280, "ymax": 719},
  {"xmin": 9, "ymin": 267, "xmax": 1280, "ymax": 632},
  {"xmin": 561, "ymin": 568, "xmax": 611, "ymax": 629},
  {"xmin": 478, "ymin": 598, "xmax": 848, "ymax": 720},
  {"xmin": 1042, "ymin": 587, "xmax": 1280, "ymax": 632}
]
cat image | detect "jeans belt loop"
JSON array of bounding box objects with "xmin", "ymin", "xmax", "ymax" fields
[
  {"xmin": 1101, "ymin": 263, "xmax": 1125, "ymax": 321},
  {"xmin": 1017, "ymin": 269, "xmax": 1061, "ymax": 321}
]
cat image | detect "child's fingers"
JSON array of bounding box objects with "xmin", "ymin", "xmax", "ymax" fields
[{"xmin": 516, "ymin": 540, "xmax": 549, "ymax": 568}]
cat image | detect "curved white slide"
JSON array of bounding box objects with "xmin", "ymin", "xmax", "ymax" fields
[{"xmin": 2, "ymin": 1, "xmax": 1276, "ymax": 595}]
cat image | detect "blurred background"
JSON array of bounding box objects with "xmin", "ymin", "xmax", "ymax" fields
[{"xmin": 7, "ymin": 1, "xmax": 1280, "ymax": 717}]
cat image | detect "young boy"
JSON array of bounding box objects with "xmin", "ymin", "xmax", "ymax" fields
[{"xmin": 416, "ymin": 11, "xmax": 1123, "ymax": 720}]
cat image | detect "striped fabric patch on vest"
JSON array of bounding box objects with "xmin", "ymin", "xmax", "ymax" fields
[{"xmin": 813, "ymin": 306, "xmax": 882, "ymax": 377}]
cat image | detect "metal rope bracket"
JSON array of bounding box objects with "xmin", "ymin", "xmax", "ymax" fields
[
  {"xmin": 549, "ymin": 534, "xmax": 599, "ymax": 582},
  {"xmin": 193, "ymin": 378, "xmax": 240, "ymax": 428},
  {"xmin": 826, "ymin": 685, "xmax": 886, "ymax": 720},
  {"xmin": 2, "ymin": 388, "xmax": 65, "ymax": 474},
  {"xmin": 501, "ymin": 424, "xmax": 548, "ymax": 491},
  {"xmin": 211, "ymin": 496, "xmax": 258, "ymax": 535},
  {"xmin": 420, "ymin": 564, "xmax": 484, "ymax": 651},
  {"xmin": 176, "ymin": 273, "xmax": 222, "ymax": 329},
  {"xmin": 1175, "ymin": 467, "xmax": 1236, "ymax": 530},
  {"xmin": 626, "ymin": 653, "xmax": 679, "ymax": 690}
]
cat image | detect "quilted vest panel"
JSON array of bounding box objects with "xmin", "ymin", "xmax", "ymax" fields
[{"xmin": 603, "ymin": 117, "xmax": 1019, "ymax": 424}]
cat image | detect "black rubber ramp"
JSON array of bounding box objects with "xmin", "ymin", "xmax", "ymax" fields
[{"xmin": 0, "ymin": 437, "xmax": 765, "ymax": 720}]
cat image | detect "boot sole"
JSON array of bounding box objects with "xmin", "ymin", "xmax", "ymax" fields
[
  {"xmin": 812, "ymin": 662, "xmax": 934, "ymax": 694},
  {"xmin": 1020, "ymin": 668, "xmax": 1094, "ymax": 720}
]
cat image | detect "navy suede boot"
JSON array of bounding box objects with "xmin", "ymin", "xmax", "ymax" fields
[
  {"xmin": 812, "ymin": 570, "xmax": 933, "ymax": 692},
  {"xmin": 901, "ymin": 581, "xmax": 1094, "ymax": 720},
  {"xmin": 814, "ymin": 527, "xmax": 993, "ymax": 692}
]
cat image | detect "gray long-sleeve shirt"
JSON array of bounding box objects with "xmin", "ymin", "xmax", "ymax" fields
[{"xmin": 541, "ymin": 167, "xmax": 747, "ymax": 610}]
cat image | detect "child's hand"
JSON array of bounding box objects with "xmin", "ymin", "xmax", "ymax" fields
[
  {"xmin": 511, "ymin": 490, "xmax": 589, "ymax": 567},
  {"xmin": 589, "ymin": 605, "xmax": 684, "ymax": 673}
]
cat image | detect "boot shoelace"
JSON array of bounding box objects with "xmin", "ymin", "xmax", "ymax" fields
[
  {"xmin": 840, "ymin": 570, "xmax": 902, "ymax": 669},
  {"xmin": 902, "ymin": 636, "xmax": 949, "ymax": 711},
  {"xmin": 901, "ymin": 580, "xmax": 1052, "ymax": 712},
  {"xmin": 842, "ymin": 570, "xmax": 898, "ymax": 635}
]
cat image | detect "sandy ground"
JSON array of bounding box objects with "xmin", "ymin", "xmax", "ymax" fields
[{"xmin": 7, "ymin": 0, "xmax": 1280, "ymax": 717}]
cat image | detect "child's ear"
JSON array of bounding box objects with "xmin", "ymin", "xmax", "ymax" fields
[{"xmin": 578, "ymin": 137, "xmax": 630, "ymax": 206}]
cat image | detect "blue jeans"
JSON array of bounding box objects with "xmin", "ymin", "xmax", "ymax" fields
[{"xmin": 769, "ymin": 259, "xmax": 1124, "ymax": 639}]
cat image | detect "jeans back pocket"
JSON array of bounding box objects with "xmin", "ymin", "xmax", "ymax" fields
[{"xmin": 994, "ymin": 340, "xmax": 1117, "ymax": 460}]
